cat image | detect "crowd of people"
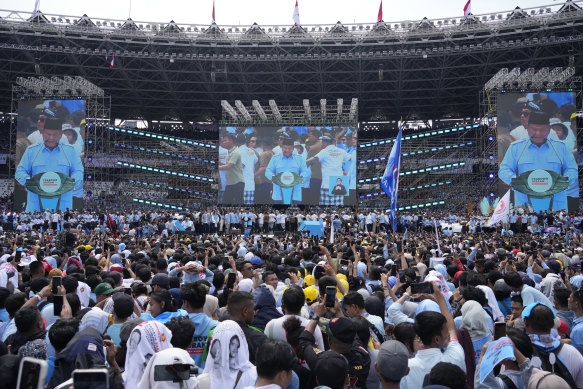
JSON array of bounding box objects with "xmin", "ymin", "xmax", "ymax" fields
[
  {"xmin": 218, "ymin": 126, "xmax": 357, "ymax": 206},
  {"xmin": 0, "ymin": 206, "xmax": 583, "ymax": 389}
]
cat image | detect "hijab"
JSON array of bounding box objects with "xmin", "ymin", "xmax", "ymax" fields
[
  {"xmin": 202, "ymin": 320, "xmax": 256, "ymax": 389},
  {"xmin": 461, "ymin": 301, "xmax": 490, "ymax": 341},
  {"xmin": 79, "ymin": 307, "xmax": 110, "ymax": 334},
  {"xmin": 528, "ymin": 368, "xmax": 570, "ymax": 389},
  {"xmin": 138, "ymin": 348, "xmax": 198, "ymax": 389},
  {"xmin": 123, "ymin": 321, "xmax": 173, "ymax": 389}
]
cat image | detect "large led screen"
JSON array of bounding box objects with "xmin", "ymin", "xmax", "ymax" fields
[
  {"xmin": 496, "ymin": 92, "xmax": 578, "ymax": 213},
  {"xmin": 14, "ymin": 100, "xmax": 85, "ymax": 212},
  {"xmin": 218, "ymin": 125, "xmax": 357, "ymax": 206}
]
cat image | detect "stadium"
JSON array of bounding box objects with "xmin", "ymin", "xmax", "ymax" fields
[{"xmin": 0, "ymin": 0, "xmax": 582, "ymax": 211}]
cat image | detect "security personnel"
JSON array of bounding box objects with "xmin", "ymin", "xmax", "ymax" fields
[
  {"xmin": 499, "ymin": 111, "xmax": 578, "ymax": 212},
  {"xmin": 15, "ymin": 118, "xmax": 84, "ymax": 212},
  {"xmin": 265, "ymin": 138, "xmax": 310, "ymax": 204},
  {"xmin": 307, "ymin": 135, "xmax": 352, "ymax": 206}
]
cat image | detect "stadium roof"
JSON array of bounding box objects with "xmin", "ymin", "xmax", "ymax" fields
[{"xmin": 0, "ymin": 1, "xmax": 582, "ymax": 122}]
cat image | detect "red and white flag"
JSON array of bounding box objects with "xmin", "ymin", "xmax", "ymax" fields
[
  {"xmin": 212, "ymin": 0, "xmax": 216, "ymax": 23},
  {"xmin": 463, "ymin": 0, "xmax": 471, "ymax": 16},
  {"xmin": 109, "ymin": 53, "xmax": 115, "ymax": 69},
  {"xmin": 377, "ymin": 0, "xmax": 383, "ymax": 22},
  {"xmin": 292, "ymin": 0, "xmax": 300, "ymax": 26},
  {"xmin": 487, "ymin": 189, "xmax": 511, "ymax": 227}
]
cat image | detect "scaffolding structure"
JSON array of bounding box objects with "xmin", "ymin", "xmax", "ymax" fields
[{"xmin": 357, "ymin": 121, "xmax": 484, "ymax": 210}]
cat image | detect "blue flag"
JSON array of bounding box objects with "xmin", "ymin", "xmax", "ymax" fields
[{"xmin": 380, "ymin": 127, "xmax": 402, "ymax": 231}]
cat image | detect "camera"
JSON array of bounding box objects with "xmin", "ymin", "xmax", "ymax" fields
[{"xmin": 154, "ymin": 364, "xmax": 198, "ymax": 382}]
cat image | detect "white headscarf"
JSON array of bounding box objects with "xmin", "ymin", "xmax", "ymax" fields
[
  {"xmin": 476, "ymin": 285, "xmax": 505, "ymax": 321},
  {"xmin": 138, "ymin": 348, "xmax": 198, "ymax": 389},
  {"xmin": 461, "ymin": 300, "xmax": 490, "ymax": 341},
  {"xmin": 79, "ymin": 307, "xmax": 110, "ymax": 334},
  {"xmin": 202, "ymin": 320, "xmax": 256, "ymax": 389},
  {"xmin": 123, "ymin": 321, "xmax": 173, "ymax": 389}
]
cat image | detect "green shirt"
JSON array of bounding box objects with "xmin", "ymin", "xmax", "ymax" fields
[{"xmin": 225, "ymin": 146, "xmax": 244, "ymax": 185}]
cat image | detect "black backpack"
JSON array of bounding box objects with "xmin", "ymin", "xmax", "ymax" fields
[{"xmin": 532, "ymin": 343, "xmax": 577, "ymax": 389}]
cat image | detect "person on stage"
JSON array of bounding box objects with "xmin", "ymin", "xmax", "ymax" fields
[
  {"xmin": 219, "ymin": 133, "xmax": 245, "ymax": 205},
  {"xmin": 15, "ymin": 118, "xmax": 84, "ymax": 212},
  {"xmin": 498, "ymin": 111, "xmax": 578, "ymax": 212},
  {"xmin": 265, "ymin": 138, "xmax": 310, "ymax": 205}
]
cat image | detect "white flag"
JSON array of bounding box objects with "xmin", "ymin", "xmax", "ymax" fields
[
  {"xmin": 33, "ymin": 0, "xmax": 40, "ymax": 13},
  {"xmin": 292, "ymin": 0, "xmax": 300, "ymax": 26},
  {"xmin": 488, "ymin": 189, "xmax": 511, "ymax": 227},
  {"xmin": 434, "ymin": 219, "xmax": 441, "ymax": 254},
  {"xmin": 330, "ymin": 217, "xmax": 334, "ymax": 244},
  {"xmin": 463, "ymin": 0, "xmax": 471, "ymax": 16}
]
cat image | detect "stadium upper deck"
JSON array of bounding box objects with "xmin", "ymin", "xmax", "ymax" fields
[{"xmin": 0, "ymin": 1, "xmax": 582, "ymax": 122}]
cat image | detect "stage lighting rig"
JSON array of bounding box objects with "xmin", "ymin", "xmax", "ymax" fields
[
  {"xmin": 252, "ymin": 100, "xmax": 267, "ymax": 120},
  {"xmin": 269, "ymin": 100, "xmax": 282, "ymax": 121}
]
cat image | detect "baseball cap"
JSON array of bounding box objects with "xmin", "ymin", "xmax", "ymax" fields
[
  {"xmin": 112, "ymin": 292, "xmax": 134, "ymax": 319},
  {"xmin": 522, "ymin": 302, "xmax": 561, "ymax": 328},
  {"xmin": 304, "ymin": 286, "xmax": 318, "ymax": 304},
  {"xmin": 376, "ymin": 340, "xmax": 409, "ymax": 382},
  {"xmin": 95, "ymin": 282, "xmax": 116, "ymax": 296},
  {"xmin": 318, "ymin": 316, "xmax": 355, "ymax": 345},
  {"xmin": 120, "ymin": 318, "xmax": 144, "ymax": 344},
  {"xmin": 313, "ymin": 351, "xmax": 349, "ymax": 389},
  {"xmin": 544, "ymin": 260, "xmax": 561, "ymax": 274},
  {"xmin": 320, "ymin": 135, "xmax": 333, "ymax": 143},
  {"xmin": 250, "ymin": 256, "xmax": 262, "ymax": 267},
  {"xmin": 151, "ymin": 273, "xmax": 169, "ymax": 287},
  {"xmin": 304, "ymin": 275, "xmax": 315, "ymax": 287}
]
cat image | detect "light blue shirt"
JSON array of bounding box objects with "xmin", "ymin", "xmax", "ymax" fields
[
  {"xmin": 571, "ymin": 316, "xmax": 583, "ymax": 350},
  {"xmin": 265, "ymin": 153, "xmax": 310, "ymax": 201},
  {"xmin": 498, "ymin": 138, "xmax": 578, "ymax": 212},
  {"xmin": 15, "ymin": 143, "xmax": 84, "ymax": 212}
]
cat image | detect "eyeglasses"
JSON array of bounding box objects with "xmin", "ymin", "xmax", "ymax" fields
[{"xmin": 243, "ymin": 267, "xmax": 253, "ymax": 271}]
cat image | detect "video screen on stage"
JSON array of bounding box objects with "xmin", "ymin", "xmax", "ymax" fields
[
  {"xmin": 496, "ymin": 92, "xmax": 579, "ymax": 213},
  {"xmin": 14, "ymin": 99, "xmax": 85, "ymax": 212},
  {"xmin": 218, "ymin": 125, "xmax": 357, "ymax": 206}
]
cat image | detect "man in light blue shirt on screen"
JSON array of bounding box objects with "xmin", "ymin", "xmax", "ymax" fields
[
  {"xmin": 16, "ymin": 118, "xmax": 83, "ymax": 212},
  {"xmin": 265, "ymin": 138, "xmax": 309, "ymax": 204},
  {"xmin": 498, "ymin": 111, "xmax": 577, "ymax": 212}
]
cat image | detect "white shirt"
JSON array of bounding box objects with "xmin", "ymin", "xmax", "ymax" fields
[
  {"xmin": 240, "ymin": 145, "xmax": 259, "ymax": 191},
  {"xmin": 400, "ymin": 340, "xmax": 466, "ymax": 389},
  {"xmin": 313, "ymin": 145, "xmax": 351, "ymax": 189},
  {"xmin": 264, "ymin": 314, "xmax": 325, "ymax": 351},
  {"xmin": 532, "ymin": 342, "xmax": 583, "ymax": 388}
]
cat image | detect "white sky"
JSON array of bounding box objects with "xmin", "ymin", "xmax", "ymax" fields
[{"xmin": 1, "ymin": 0, "xmax": 568, "ymax": 26}]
